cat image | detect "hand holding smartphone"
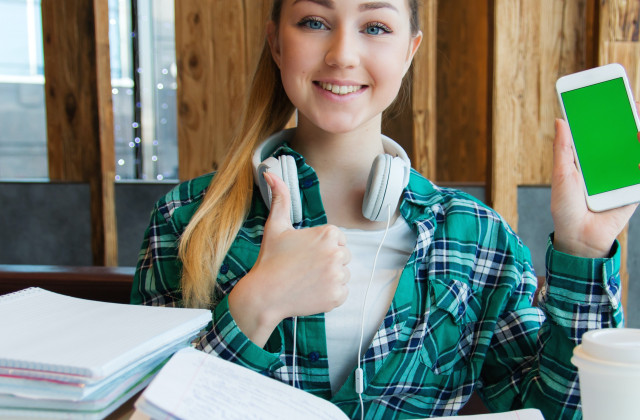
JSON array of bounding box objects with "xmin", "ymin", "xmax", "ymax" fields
[{"xmin": 556, "ymin": 63, "xmax": 640, "ymax": 212}]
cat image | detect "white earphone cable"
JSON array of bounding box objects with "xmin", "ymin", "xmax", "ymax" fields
[
  {"xmin": 292, "ymin": 315, "xmax": 298, "ymax": 388},
  {"xmin": 356, "ymin": 204, "xmax": 393, "ymax": 419}
]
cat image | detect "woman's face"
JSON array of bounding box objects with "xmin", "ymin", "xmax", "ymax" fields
[{"xmin": 268, "ymin": 0, "xmax": 422, "ymax": 135}]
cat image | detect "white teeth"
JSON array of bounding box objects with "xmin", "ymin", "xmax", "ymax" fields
[{"xmin": 320, "ymin": 82, "xmax": 362, "ymax": 95}]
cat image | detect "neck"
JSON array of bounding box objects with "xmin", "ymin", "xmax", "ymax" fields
[
  {"xmin": 290, "ymin": 115, "xmax": 397, "ymax": 230},
  {"xmin": 291, "ymin": 115, "xmax": 383, "ymax": 172}
]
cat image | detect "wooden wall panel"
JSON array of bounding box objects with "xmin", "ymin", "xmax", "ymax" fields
[
  {"xmin": 491, "ymin": 0, "xmax": 590, "ymax": 228},
  {"xmin": 41, "ymin": 0, "xmax": 117, "ymax": 266},
  {"xmin": 175, "ymin": 0, "xmax": 271, "ymax": 181},
  {"xmin": 410, "ymin": 0, "xmax": 438, "ymax": 181},
  {"xmin": 598, "ymin": 0, "xmax": 640, "ymax": 311},
  {"xmin": 436, "ymin": 0, "xmax": 490, "ymax": 183}
]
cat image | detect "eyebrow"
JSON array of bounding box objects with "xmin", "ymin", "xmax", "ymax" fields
[
  {"xmin": 292, "ymin": 0, "xmax": 334, "ymax": 8},
  {"xmin": 359, "ymin": 2, "xmax": 399, "ymax": 13},
  {"xmin": 292, "ymin": 0, "xmax": 399, "ymax": 13}
]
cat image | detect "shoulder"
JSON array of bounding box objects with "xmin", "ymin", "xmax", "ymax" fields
[
  {"xmin": 404, "ymin": 170, "xmax": 524, "ymax": 250},
  {"xmin": 404, "ymin": 170, "xmax": 500, "ymax": 221},
  {"xmin": 152, "ymin": 172, "xmax": 215, "ymax": 230}
]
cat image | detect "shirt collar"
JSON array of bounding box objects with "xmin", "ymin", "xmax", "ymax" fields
[{"xmin": 264, "ymin": 129, "xmax": 447, "ymax": 226}]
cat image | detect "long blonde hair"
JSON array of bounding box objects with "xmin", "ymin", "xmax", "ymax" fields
[
  {"xmin": 179, "ymin": 0, "xmax": 421, "ymax": 308},
  {"xmin": 178, "ymin": 2, "xmax": 293, "ymax": 308}
]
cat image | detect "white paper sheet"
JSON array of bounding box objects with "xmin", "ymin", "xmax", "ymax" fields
[{"xmin": 135, "ymin": 347, "xmax": 348, "ymax": 420}]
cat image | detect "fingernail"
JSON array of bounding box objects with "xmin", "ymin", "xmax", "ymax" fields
[{"xmin": 262, "ymin": 171, "xmax": 273, "ymax": 186}]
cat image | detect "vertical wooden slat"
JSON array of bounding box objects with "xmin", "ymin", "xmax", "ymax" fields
[
  {"xmin": 598, "ymin": 0, "xmax": 640, "ymax": 311},
  {"xmin": 243, "ymin": 0, "xmax": 272, "ymax": 75},
  {"xmin": 42, "ymin": 0, "xmax": 117, "ymax": 266},
  {"xmin": 175, "ymin": 0, "xmax": 240, "ymax": 180},
  {"xmin": 491, "ymin": 0, "xmax": 590, "ymax": 229},
  {"xmin": 410, "ymin": 0, "xmax": 437, "ymax": 180},
  {"xmin": 491, "ymin": 0, "xmax": 522, "ymax": 228},
  {"xmin": 175, "ymin": 0, "xmax": 272, "ymax": 181},
  {"xmin": 436, "ymin": 0, "xmax": 489, "ymax": 183}
]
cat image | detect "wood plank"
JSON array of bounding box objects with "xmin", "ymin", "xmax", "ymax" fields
[
  {"xmin": 0, "ymin": 265, "xmax": 134, "ymax": 304},
  {"xmin": 176, "ymin": 1, "xmax": 273, "ymax": 181},
  {"xmin": 436, "ymin": 0, "xmax": 489, "ymax": 183},
  {"xmin": 599, "ymin": 0, "xmax": 640, "ymax": 43},
  {"xmin": 243, "ymin": 0, "xmax": 272, "ymax": 76},
  {"xmin": 41, "ymin": 0, "xmax": 117, "ymax": 266},
  {"xmin": 410, "ymin": 0, "xmax": 437, "ymax": 180},
  {"xmin": 491, "ymin": 0, "xmax": 590, "ymax": 229},
  {"xmin": 176, "ymin": 1, "xmax": 222, "ymax": 180},
  {"xmin": 491, "ymin": 0, "xmax": 522, "ymax": 228}
]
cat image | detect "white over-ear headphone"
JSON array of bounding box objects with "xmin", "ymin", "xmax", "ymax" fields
[{"xmin": 251, "ymin": 128, "xmax": 411, "ymax": 224}]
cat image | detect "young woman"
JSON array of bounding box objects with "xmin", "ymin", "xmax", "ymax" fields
[{"xmin": 131, "ymin": 0, "xmax": 638, "ymax": 418}]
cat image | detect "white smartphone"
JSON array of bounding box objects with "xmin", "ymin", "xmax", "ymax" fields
[{"xmin": 556, "ymin": 63, "xmax": 640, "ymax": 212}]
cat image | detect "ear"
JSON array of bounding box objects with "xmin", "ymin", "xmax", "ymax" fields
[
  {"xmin": 403, "ymin": 30, "xmax": 423, "ymax": 76},
  {"xmin": 266, "ymin": 21, "xmax": 282, "ymax": 69}
]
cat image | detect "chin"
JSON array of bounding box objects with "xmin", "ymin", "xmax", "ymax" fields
[{"xmin": 304, "ymin": 113, "xmax": 378, "ymax": 135}]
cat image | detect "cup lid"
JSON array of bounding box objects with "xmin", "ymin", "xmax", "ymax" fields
[{"xmin": 579, "ymin": 328, "xmax": 640, "ymax": 365}]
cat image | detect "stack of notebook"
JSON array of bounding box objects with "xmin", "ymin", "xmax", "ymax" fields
[{"xmin": 0, "ymin": 287, "xmax": 211, "ymax": 419}]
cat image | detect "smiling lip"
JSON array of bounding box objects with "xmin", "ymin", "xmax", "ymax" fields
[{"xmin": 315, "ymin": 81, "xmax": 366, "ymax": 96}]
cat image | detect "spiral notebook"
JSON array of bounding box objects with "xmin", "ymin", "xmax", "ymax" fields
[{"xmin": 0, "ymin": 287, "xmax": 211, "ymax": 384}]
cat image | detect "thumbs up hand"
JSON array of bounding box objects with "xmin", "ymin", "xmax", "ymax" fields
[{"xmin": 228, "ymin": 172, "xmax": 351, "ymax": 347}]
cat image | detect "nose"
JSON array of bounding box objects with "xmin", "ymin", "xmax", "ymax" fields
[{"xmin": 325, "ymin": 28, "xmax": 360, "ymax": 69}]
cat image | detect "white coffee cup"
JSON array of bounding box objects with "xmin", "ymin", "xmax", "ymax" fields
[{"xmin": 572, "ymin": 328, "xmax": 640, "ymax": 420}]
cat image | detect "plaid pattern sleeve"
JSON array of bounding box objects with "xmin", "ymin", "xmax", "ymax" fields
[
  {"xmin": 130, "ymin": 143, "xmax": 624, "ymax": 420},
  {"xmin": 130, "ymin": 174, "xmax": 214, "ymax": 307},
  {"xmin": 480, "ymin": 235, "xmax": 622, "ymax": 419}
]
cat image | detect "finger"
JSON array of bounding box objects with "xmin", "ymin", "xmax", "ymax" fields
[
  {"xmin": 336, "ymin": 228, "xmax": 347, "ymax": 247},
  {"xmin": 341, "ymin": 266, "xmax": 351, "ymax": 285},
  {"xmin": 341, "ymin": 246, "xmax": 351, "ymax": 265},
  {"xmin": 263, "ymin": 171, "xmax": 293, "ymax": 231}
]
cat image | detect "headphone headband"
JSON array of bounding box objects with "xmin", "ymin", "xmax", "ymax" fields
[{"xmin": 379, "ymin": 135, "xmax": 411, "ymax": 189}]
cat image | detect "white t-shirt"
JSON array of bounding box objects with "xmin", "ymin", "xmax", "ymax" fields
[{"xmin": 325, "ymin": 216, "xmax": 416, "ymax": 395}]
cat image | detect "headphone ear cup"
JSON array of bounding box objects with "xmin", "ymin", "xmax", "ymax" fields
[
  {"xmin": 257, "ymin": 155, "xmax": 302, "ymax": 224},
  {"xmin": 362, "ymin": 155, "xmax": 391, "ymax": 221},
  {"xmin": 280, "ymin": 155, "xmax": 302, "ymax": 224},
  {"xmin": 362, "ymin": 155, "xmax": 406, "ymax": 222},
  {"xmin": 257, "ymin": 157, "xmax": 279, "ymax": 211}
]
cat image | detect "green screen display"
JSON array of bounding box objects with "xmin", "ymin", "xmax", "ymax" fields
[{"xmin": 561, "ymin": 77, "xmax": 640, "ymax": 196}]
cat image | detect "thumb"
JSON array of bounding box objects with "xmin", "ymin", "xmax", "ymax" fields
[
  {"xmin": 263, "ymin": 171, "xmax": 294, "ymax": 231},
  {"xmin": 553, "ymin": 118, "xmax": 577, "ymax": 179}
]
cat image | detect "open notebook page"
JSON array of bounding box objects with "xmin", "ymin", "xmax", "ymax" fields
[{"xmin": 135, "ymin": 347, "xmax": 348, "ymax": 420}]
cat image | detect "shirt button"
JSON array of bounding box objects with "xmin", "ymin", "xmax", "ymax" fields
[
  {"xmin": 308, "ymin": 351, "xmax": 320, "ymax": 362},
  {"xmin": 302, "ymin": 179, "xmax": 314, "ymax": 189},
  {"xmin": 220, "ymin": 264, "xmax": 229, "ymax": 275},
  {"xmin": 458, "ymin": 305, "xmax": 465, "ymax": 316}
]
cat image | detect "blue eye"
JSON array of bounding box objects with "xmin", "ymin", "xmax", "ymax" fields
[
  {"xmin": 299, "ymin": 17, "xmax": 327, "ymax": 31},
  {"xmin": 364, "ymin": 22, "xmax": 392, "ymax": 35},
  {"xmin": 366, "ymin": 26, "xmax": 381, "ymax": 35}
]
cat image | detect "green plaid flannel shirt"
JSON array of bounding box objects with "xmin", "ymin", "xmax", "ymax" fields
[{"xmin": 131, "ymin": 142, "xmax": 623, "ymax": 419}]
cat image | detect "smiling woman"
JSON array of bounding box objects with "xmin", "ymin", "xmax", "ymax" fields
[
  {"xmin": 131, "ymin": 1, "xmax": 637, "ymax": 419},
  {"xmin": 268, "ymin": 0, "xmax": 421, "ymax": 136}
]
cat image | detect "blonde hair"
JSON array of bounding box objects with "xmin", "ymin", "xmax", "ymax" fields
[
  {"xmin": 178, "ymin": 0, "xmax": 420, "ymax": 308},
  {"xmin": 178, "ymin": 18, "xmax": 294, "ymax": 308}
]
